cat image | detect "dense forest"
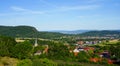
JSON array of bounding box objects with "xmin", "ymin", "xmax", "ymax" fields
[
  {"xmin": 79, "ymin": 30, "xmax": 120, "ymax": 37},
  {"xmin": 0, "ymin": 26, "xmax": 67, "ymax": 39}
]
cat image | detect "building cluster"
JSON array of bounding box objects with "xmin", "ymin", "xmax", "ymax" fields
[
  {"xmin": 76, "ymin": 41, "xmax": 102, "ymax": 45},
  {"xmin": 72, "ymin": 40, "xmax": 118, "ymax": 64}
]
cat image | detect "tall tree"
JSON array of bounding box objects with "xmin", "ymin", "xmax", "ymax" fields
[
  {"xmin": 0, "ymin": 36, "xmax": 16, "ymax": 56},
  {"xmin": 12, "ymin": 41, "xmax": 33, "ymax": 59}
]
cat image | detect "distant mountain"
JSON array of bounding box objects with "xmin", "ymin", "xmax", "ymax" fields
[
  {"xmin": 116, "ymin": 30, "xmax": 120, "ymax": 32},
  {"xmin": 79, "ymin": 30, "xmax": 120, "ymax": 37},
  {"xmin": 0, "ymin": 26, "xmax": 120, "ymax": 39},
  {"xmin": 47, "ymin": 30, "xmax": 90, "ymax": 34}
]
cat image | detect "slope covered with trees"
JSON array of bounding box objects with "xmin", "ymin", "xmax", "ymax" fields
[
  {"xmin": 78, "ymin": 30, "xmax": 120, "ymax": 37},
  {"xmin": 0, "ymin": 26, "xmax": 67, "ymax": 39},
  {"xmin": 0, "ymin": 26, "xmax": 37, "ymax": 38}
]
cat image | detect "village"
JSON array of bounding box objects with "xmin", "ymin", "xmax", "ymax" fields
[
  {"xmin": 0, "ymin": 32, "xmax": 120, "ymax": 66},
  {"xmin": 16, "ymin": 38, "xmax": 120, "ymax": 65},
  {"xmin": 72, "ymin": 39, "xmax": 120, "ymax": 64}
]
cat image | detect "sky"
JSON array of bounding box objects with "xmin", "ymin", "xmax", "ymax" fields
[{"xmin": 0, "ymin": 0, "xmax": 120, "ymax": 31}]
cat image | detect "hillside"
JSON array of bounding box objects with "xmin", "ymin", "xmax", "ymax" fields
[
  {"xmin": 0, "ymin": 26, "xmax": 120, "ymax": 39},
  {"xmin": 0, "ymin": 26, "xmax": 38, "ymax": 38},
  {"xmin": 0, "ymin": 26, "xmax": 67, "ymax": 39},
  {"xmin": 79, "ymin": 30, "xmax": 120, "ymax": 37}
]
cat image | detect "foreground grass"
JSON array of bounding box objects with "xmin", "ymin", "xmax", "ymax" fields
[
  {"xmin": 0, "ymin": 57, "xmax": 118, "ymax": 66},
  {"xmin": 0, "ymin": 57, "xmax": 18, "ymax": 66},
  {"xmin": 54, "ymin": 60, "xmax": 117, "ymax": 66}
]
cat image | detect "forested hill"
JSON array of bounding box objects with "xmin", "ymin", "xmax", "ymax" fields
[
  {"xmin": 0, "ymin": 26, "xmax": 38, "ymax": 38},
  {"xmin": 0, "ymin": 26, "xmax": 120, "ymax": 38},
  {"xmin": 79, "ymin": 30, "xmax": 120, "ymax": 37},
  {"xmin": 0, "ymin": 26, "xmax": 67, "ymax": 38}
]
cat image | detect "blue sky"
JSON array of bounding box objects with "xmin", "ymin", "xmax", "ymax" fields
[{"xmin": 0, "ymin": 0, "xmax": 120, "ymax": 31}]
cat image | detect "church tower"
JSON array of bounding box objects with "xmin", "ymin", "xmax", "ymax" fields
[{"xmin": 34, "ymin": 38, "xmax": 38, "ymax": 47}]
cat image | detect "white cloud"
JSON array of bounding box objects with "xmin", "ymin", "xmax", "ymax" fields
[
  {"xmin": 37, "ymin": 0, "xmax": 101, "ymax": 13},
  {"xmin": 57, "ymin": 5, "xmax": 100, "ymax": 11},
  {"xmin": 11, "ymin": 6, "xmax": 28, "ymax": 12},
  {"xmin": 11, "ymin": 6, "xmax": 44, "ymax": 14},
  {"xmin": 0, "ymin": 3, "xmax": 100, "ymax": 16},
  {"xmin": 41, "ymin": 4, "xmax": 100, "ymax": 13},
  {"xmin": 0, "ymin": 6, "xmax": 45, "ymax": 16}
]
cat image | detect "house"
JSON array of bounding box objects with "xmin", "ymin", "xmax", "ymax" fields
[
  {"xmin": 34, "ymin": 50, "xmax": 42, "ymax": 55},
  {"xmin": 77, "ymin": 41, "xmax": 84, "ymax": 45},
  {"xmin": 43, "ymin": 45, "xmax": 49, "ymax": 54},
  {"xmin": 90, "ymin": 58, "xmax": 102, "ymax": 62},
  {"xmin": 85, "ymin": 41, "xmax": 89, "ymax": 44},
  {"xmin": 99, "ymin": 51, "xmax": 110, "ymax": 59},
  {"xmin": 73, "ymin": 49, "xmax": 79, "ymax": 56},
  {"xmin": 83, "ymin": 47, "xmax": 94, "ymax": 52},
  {"xmin": 77, "ymin": 47, "xmax": 84, "ymax": 51}
]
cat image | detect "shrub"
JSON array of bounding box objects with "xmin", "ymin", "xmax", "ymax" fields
[
  {"xmin": 0, "ymin": 57, "xmax": 18, "ymax": 66},
  {"xmin": 32, "ymin": 58, "xmax": 57, "ymax": 66},
  {"xmin": 17, "ymin": 59, "xmax": 32, "ymax": 66}
]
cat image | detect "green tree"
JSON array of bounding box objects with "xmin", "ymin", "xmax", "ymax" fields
[
  {"xmin": 77, "ymin": 51, "xmax": 90, "ymax": 62},
  {"xmin": 34, "ymin": 46, "xmax": 45, "ymax": 53},
  {"xmin": 0, "ymin": 36, "xmax": 16, "ymax": 56},
  {"xmin": 47, "ymin": 44, "xmax": 70, "ymax": 60},
  {"xmin": 17, "ymin": 59, "xmax": 32, "ymax": 66},
  {"xmin": 109, "ymin": 43, "xmax": 120, "ymax": 59},
  {"xmin": 12, "ymin": 41, "xmax": 33, "ymax": 59},
  {"xmin": 32, "ymin": 58, "xmax": 57, "ymax": 66}
]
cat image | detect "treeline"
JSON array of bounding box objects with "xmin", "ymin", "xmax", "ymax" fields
[
  {"xmin": 78, "ymin": 30, "xmax": 120, "ymax": 37},
  {"xmin": 38, "ymin": 32, "xmax": 68, "ymax": 39},
  {"xmin": 0, "ymin": 26, "xmax": 37, "ymax": 38},
  {"xmin": 0, "ymin": 26, "xmax": 120, "ymax": 39},
  {"xmin": 0, "ymin": 26, "xmax": 67, "ymax": 39}
]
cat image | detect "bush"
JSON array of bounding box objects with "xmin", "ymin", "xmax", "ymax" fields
[
  {"xmin": 77, "ymin": 51, "xmax": 90, "ymax": 62},
  {"xmin": 12, "ymin": 41, "xmax": 33, "ymax": 59},
  {"xmin": 32, "ymin": 58, "xmax": 57, "ymax": 66},
  {"xmin": 0, "ymin": 57, "xmax": 18, "ymax": 66},
  {"xmin": 17, "ymin": 59, "xmax": 32, "ymax": 66}
]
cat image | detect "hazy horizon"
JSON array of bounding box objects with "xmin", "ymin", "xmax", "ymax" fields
[{"xmin": 0, "ymin": 0, "xmax": 120, "ymax": 31}]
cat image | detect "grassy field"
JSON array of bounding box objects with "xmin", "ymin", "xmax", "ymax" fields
[
  {"xmin": 0, "ymin": 57, "xmax": 118, "ymax": 66},
  {"xmin": 54, "ymin": 60, "xmax": 117, "ymax": 66},
  {"xmin": 0, "ymin": 57, "xmax": 18, "ymax": 66}
]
